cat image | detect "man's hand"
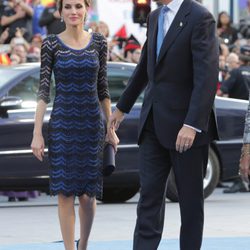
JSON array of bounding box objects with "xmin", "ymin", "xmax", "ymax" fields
[
  {"xmin": 108, "ymin": 108, "xmax": 125, "ymax": 131},
  {"xmin": 175, "ymin": 126, "xmax": 196, "ymax": 153},
  {"xmin": 15, "ymin": 8, "xmax": 26, "ymax": 19}
]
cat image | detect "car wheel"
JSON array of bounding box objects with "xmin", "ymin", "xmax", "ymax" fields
[
  {"xmin": 204, "ymin": 148, "xmax": 220, "ymax": 198},
  {"xmin": 166, "ymin": 147, "xmax": 220, "ymax": 202},
  {"xmin": 166, "ymin": 170, "xmax": 178, "ymax": 202},
  {"xmin": 100, "ymin": 187, "xmax": 139, "ymax": 203}
]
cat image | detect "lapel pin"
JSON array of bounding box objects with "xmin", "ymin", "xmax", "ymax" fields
[{"xmin": 180, "ymin": 22, "xmax": 183, "ymax": 27}]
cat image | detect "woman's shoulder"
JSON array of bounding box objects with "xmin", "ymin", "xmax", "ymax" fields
[
  {"xmin": 92, "ymin": 32, "xmax": 107, "ymax": 52},
  {"xmin": 92, "ymin": 32, "xmax": 107, "ymax": 43},
  {"xmin": 42, "ymin": 34, "xmax": 57, "ymax": 45}
]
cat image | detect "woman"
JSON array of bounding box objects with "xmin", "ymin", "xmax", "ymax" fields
[
  {"xmin": 30, "ymin": 0, "xmax": 118, "ymax": 249},
  {"xmin": 239, "ymin": 104, "xmax": 250, "ymax": 191},
  {"xmin": 217, "ymin": 11, "xmax": 238, "ymax": 46}
]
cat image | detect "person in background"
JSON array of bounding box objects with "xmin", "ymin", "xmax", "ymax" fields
[
  {"xmin": 27, "ymin": 45, "xmax": 40, "ymax": 62},
  {"xmin": 10, "ymin": 43, "xmax": 27, "ymax": 63},
  {"xmin": 217, "ymin": 46, "xmax": 250, "ymax": 100},
  {"xmin": 97, "ymin": 21, "xmax": 109, "ymax": 38},
  {"xmin": 218, "ymin": 46, "xmax": 227, "ymax": 91},
  {"xmin": 226, "ymin": 52, "xmax": 240, "ymax": 72},
  {"xmin": 10, "ymin": 26, "xmax": 30, "ymax": 51},
  {"xmin": 0, "ymin": 27, "xmax": 9, "ymax": 43},
  {"xmin": 31, "ymin": 0, "xmax": 46, "ymax": 36},
  {"xmin": 0, "ymin": 191, "xmax": 39, "ymax": 201},
  {"xmin": 26, "ymin": 33, "xmax": 42, "ymax": 62},
  {"xmin": 123, "ymin": 35, "xmax": 141, "ymax": 64},
  {"xmin": 30, "ymin": 33, "xmax": 42, "ymax": 48},
  {"xmin": 0, "ymin": 0, "xmax": 8, "ymax": 35},
  {"xmin": 39, "ymin": 1, "xmax": 65, "ymax": 35},
  {"xmin": 86, "ymin": 20, "xmax": 98, "ymax": 33},
  {"xmin": 10, "ymin": 53, "xmax": 21, "ymax": 64},
  {"xmin": 217, "ymin": 11, "xmax": 238, "ymax": 47},
  {"xmin": 0, "ymin": 0, "xmax": 33, "ymax": 43},
  {"xmin": 217, "ymin": 52, "xmax": 239, "ymax": 93},
  {"xmin": 240, "ymin": 0, "xmax": 250, "ymax": 20}
]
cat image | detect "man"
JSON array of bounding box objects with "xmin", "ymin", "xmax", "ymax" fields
[
  {"xmin": 0, "ymin": 0, "xmax": 33, "ymax": 43},
  {"xmin": 225, "ymin": 52, "xmax": 240, "ymax": 72},
  {"xmin": 38, "ymin": 2, "xmax": 65, "ymax": 35},
  {"xmin": 218, "ymin": 47, "xmax": 250, "ymax": 100},
  {"xmin": 124, "ymin": 35, "xmax": 142, "ymax": 64},
  {"xmin": 108, "ymin": 0, "xmax": 218, "ymax": 249}
]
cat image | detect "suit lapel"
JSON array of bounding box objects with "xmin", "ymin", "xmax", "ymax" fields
[
  {"xmin": 148, "ymin": 8, "xmax": 161, "ymax": 67},
  {"xmin": 156, "ymin": 0, "xmax": 192, "ymax": 66}
]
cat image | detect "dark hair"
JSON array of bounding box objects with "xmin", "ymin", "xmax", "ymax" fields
[
  {"xmin": 217, "ymin": 11, "xmax": 232, "ymax": 29},
  {"xmin": 58, "ymin": 0, "xmax": 91, "ymax": 14}
]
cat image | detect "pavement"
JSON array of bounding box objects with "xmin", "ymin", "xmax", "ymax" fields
[
  {"xmin": 0, "ymin": 187, "xmax": 250, "ymax": 250},
  {"xmin": 0, "ymin": 238, "xmax": 250, "ymax": 250}
]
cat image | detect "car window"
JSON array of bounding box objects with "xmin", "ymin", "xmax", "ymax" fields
[
  {"xmin": 108, "ymin": 70, "xmax": 143, "ymax": 103},
  {"xmin": 8, "ymin": 72, "xmax": 56, "ymax": 108}
]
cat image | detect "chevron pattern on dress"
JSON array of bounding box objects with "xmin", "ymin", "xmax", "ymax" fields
[{"xmin": 38, "ymin": 32, "xmax": 110, "ymax": 199}]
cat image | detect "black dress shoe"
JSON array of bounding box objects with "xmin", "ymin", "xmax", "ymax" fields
[
  {"xmin": 223, "ymin": 179, "xmax": 248, "ymax": 193},
  {"xmin": 18, "ymin": 197, "xmax": 28, "ymax": 201},
  {"xmin": 8, "ymin": 197, "xmax": 16, "ymax": 202},
  {"xmin": 76, "ymin": 239, "xmax": 80, "ymax": 250}
]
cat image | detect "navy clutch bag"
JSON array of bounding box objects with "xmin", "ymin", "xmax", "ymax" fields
[{"xmin": 103, "ymin": 143, "xmax": 116, "ymax": 176}]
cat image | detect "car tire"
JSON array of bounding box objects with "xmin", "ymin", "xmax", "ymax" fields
[
  {"xmin": 204, "ymin": 148, "xmax": 220, "ymax": 198},
  {"xmin": 166, "ymin": 147, "xmax": 220, "ymax": 202},
  {"xmin": 100, "ymin": 187, "xmax": 139, "ymax": 203}
]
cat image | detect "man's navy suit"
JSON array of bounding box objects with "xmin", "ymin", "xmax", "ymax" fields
[{"xmin": 116, "ymin": 0, "xmax": 219, "ymax": 249}]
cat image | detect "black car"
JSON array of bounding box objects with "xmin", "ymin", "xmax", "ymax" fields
[{"xmin": 0, "ymin": 62, "xmax": 247, "ymax": 202}]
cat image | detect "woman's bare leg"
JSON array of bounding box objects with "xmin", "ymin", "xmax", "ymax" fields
[
  {"xmin": 58, "ymin": 194, "xmax": 75, "ymax": 250},
  {"xmin": 78, "ymin": 194, "xmax": 96, "ymax": 250}
]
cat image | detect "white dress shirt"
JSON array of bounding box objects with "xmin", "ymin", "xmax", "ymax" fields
[{"xmin": 163, "ymin": 0, "xmax": 184, "ymax": 35}]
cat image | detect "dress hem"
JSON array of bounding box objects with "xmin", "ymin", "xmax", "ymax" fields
[{"xmin": 49, "ymin": 190, "xmax": 102, "ymax": 200}]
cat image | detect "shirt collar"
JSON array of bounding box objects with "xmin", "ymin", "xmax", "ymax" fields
[{"xmin": 165, "ymin": 0, "xmax": 184, "ymax": 14}]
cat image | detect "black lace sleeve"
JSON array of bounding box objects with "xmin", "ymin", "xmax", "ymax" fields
[
  {"xmin": 97, "ymin": 34, "xmax": 110, "ymax": 101},
  {"xmin": 37, "ymin": 35, "xmax": 54, "ymax": 104}
]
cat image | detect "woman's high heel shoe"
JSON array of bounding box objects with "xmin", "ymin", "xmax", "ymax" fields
[{"xmin": 76, "ymin": 239, "xmax": 80, "ymax": 250}]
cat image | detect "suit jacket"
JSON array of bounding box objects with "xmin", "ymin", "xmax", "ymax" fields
[{"xmin": 116, "ymin": 0, "xmax": 219, "ymax": 149}]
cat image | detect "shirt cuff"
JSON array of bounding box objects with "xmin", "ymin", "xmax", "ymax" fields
[{"xmin": 184, "ymin": 124, "xmax": 202, "ymax": 133}]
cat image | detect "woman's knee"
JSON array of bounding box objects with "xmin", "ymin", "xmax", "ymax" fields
[
  {"xmin": 58, "ymin": 194, "xmax": 74, "ymax": 205},
  {"xmin": 79, "ymin": 194, "xmax": 96, "ymax": 208}
]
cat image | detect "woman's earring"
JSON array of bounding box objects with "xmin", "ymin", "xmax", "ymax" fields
[{"xmin": 61, "ymin": 16, "xmax": 64, "ymax": 22}]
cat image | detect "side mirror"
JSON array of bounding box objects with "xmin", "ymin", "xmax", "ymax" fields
[
  {"xmin": 0, "ymin": 96, "xmax": 22, "ymax": 116},
  {"xmin": 0, "ymin": 96, "xmax": 23, "ymax": 109}
]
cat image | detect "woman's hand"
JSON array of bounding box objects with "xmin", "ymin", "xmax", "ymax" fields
[
  {"xmin": 31, "ymin": 134, "xmax": 45, "ymax": 162},
  {"xmin": 106, "ymin": 128, "xmax": 119, "ymax": 152}
]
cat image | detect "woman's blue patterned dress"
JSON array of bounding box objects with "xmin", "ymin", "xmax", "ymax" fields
[{"xmin": 37, "ymin": 33, "xmax": 110, "ymax": 199}]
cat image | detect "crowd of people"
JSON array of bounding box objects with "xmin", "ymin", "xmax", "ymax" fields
[{"xmin": 0, "ymin": 0, "xmax": 142, "ymax": 66}]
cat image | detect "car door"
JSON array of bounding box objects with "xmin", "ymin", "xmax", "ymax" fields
[{"xmin": 0, "ymin": 70, "xmax": 55, "ymax": 191}]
